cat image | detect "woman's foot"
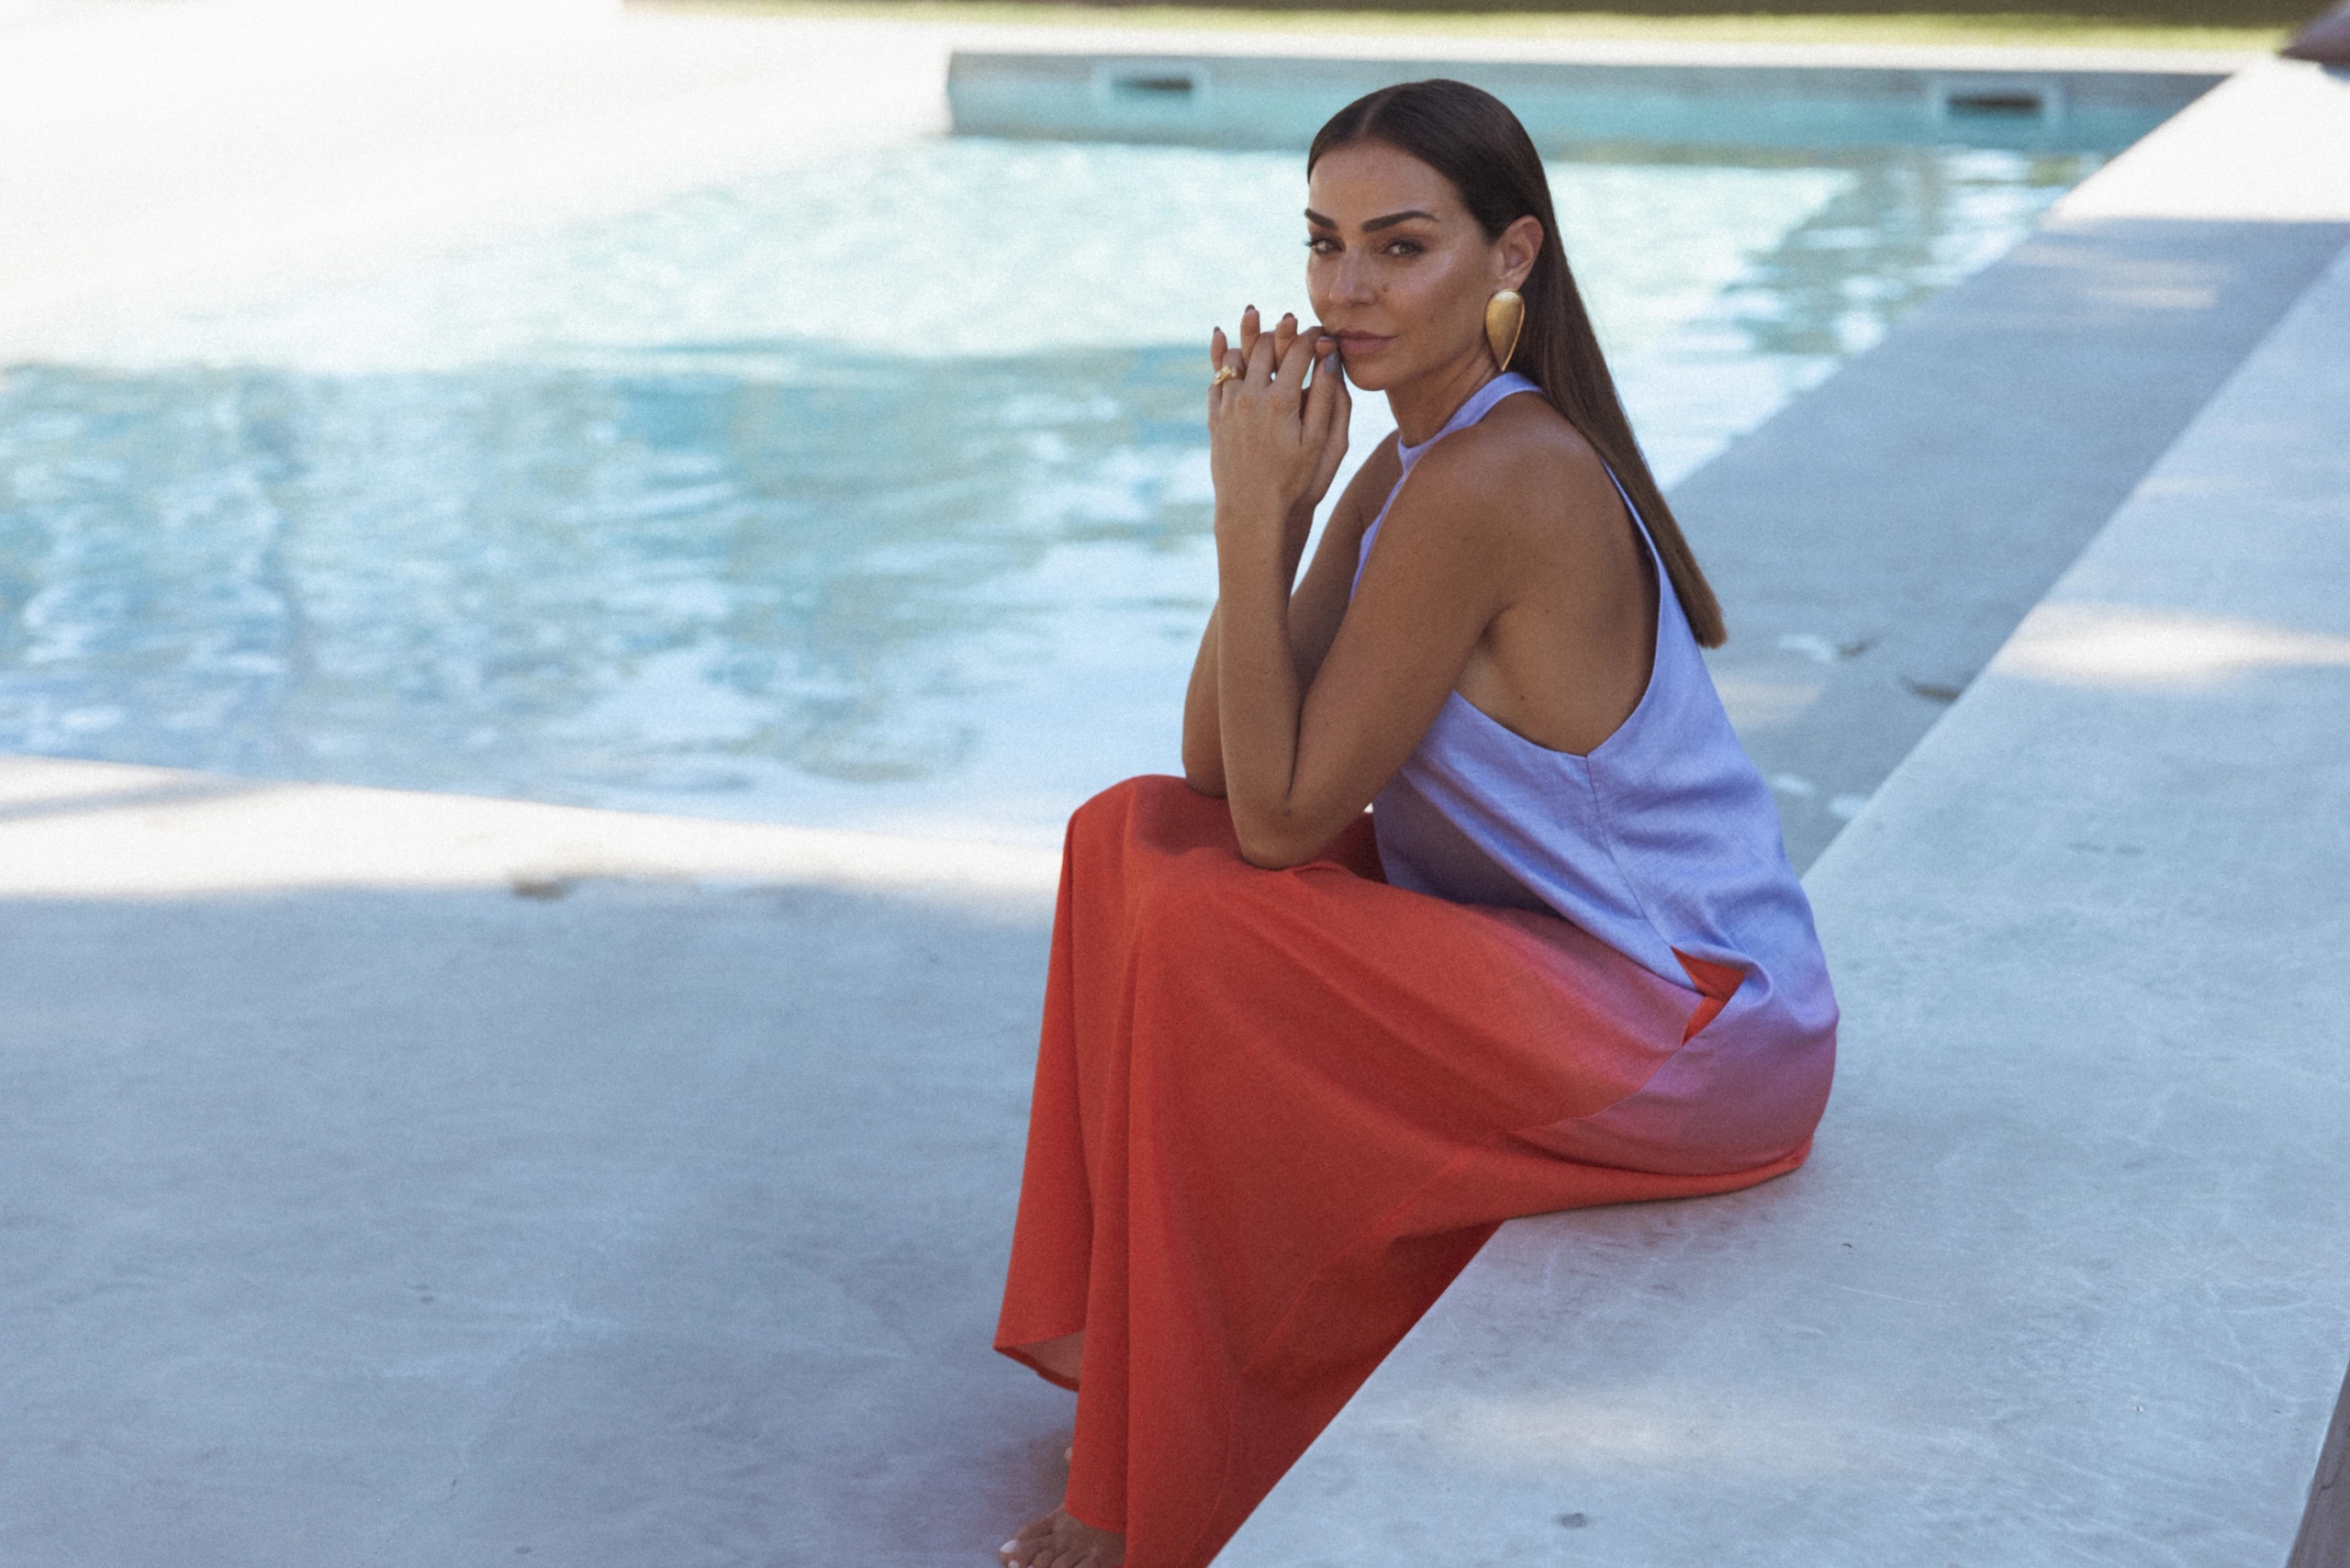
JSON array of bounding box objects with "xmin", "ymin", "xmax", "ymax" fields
[{"xmin": 1000, "ymin": 1506, "xmax": 1125, "ymax": 1568}]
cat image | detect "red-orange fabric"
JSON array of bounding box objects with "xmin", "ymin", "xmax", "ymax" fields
[{"xmin": 994, "ymin": 776, "xmax": 1807, "ymax": 1566}]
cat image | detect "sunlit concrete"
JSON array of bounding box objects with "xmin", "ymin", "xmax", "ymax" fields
[
  {"xmin": 1998, "ymin": 603, "xmax": 2350, "ymax": 689},
  {"xmin": 0, "ymin": 1, "xmax": 948, "ymax": 360},
  {"xmin": 0, "ymin": 755, "xmax": 1057, "ymax": 902},
  {"xmin": 1220, "ymin": 84, "xmax": 2350, "ymax": 1568},
  {"xmin": 2057, "ymin": 57, "xmax": 2350, "ymax": 222}
]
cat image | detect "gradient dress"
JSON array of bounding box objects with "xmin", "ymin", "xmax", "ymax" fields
[{"xmin": 995, "ymin": 373, "xmax": 1839, "ymax": 1568}]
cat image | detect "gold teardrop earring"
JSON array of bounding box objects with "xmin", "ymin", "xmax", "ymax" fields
[{"xmin": 1484, "ymin": 288, "xmax": 1525, "ymax": 369}]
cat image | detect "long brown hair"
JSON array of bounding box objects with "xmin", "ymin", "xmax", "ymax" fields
[{"xmin": 1308, "ymin": 79, "xmax": 1728, "ymax": 647}]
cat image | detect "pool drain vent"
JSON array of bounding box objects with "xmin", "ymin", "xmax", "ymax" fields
[
  {"xmin": 1115, "ymin": 72, "xmax": 1196, "ymax": 98},
  {"xmin": 1093, "ymin": 61, "xmax": 1212, "ymax": 116},
  {"xmin": 1930, "ymin": 76, "xmax": 2064, "ymax": 125}
]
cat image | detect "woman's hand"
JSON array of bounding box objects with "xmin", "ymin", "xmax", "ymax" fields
[
  {"xmin": 1182, "ymin": 310, "xmax": 1354, "ymax": 801},
  {"xmin": 1208, "ymin": 308, "xmax": 1349, "ymax": 545}
]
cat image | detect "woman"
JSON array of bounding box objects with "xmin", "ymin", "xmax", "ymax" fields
[{"xmin": 995, "ymin": 80, "xmax": 1837, "ymax": 1568}]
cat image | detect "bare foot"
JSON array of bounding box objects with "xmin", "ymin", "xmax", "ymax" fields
[{"xmin": 1000, "ymin": 1506, "xmax": 1125, "ymax": 1568}]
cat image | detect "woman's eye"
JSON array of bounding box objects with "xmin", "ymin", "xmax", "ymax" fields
[
  {"xmin": 1306, "ymin": 237, "xmax": 1338, "ymax": 255},
  {"xmin": 1384, "ymin": 240, "xmax": 1424, "ymax": 257}
]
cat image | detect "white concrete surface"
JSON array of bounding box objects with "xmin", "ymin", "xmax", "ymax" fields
[
  {"xmin": 0, "ymin": 1, "xmax": 948, "ymax": 360},
  {"xmin": 1219, "ymin": 71, "xmax": 2350, "ymax": 1568},
  {"xmin": 0, "ymin": 754, "xmax": 1057, "ymax": 903},
  {"xmin": 2058, "ymin": 57, "xmax": 2350, "ymax": 222}
]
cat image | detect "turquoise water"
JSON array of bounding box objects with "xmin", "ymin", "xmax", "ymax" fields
[{"xmin": 0, "ymin": 138, "xmax": 2097, "ymax": 844}]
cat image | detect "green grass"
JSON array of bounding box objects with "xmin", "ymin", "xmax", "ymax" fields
[{"xmin": 638, "ymin": 0, "xmax": 2300, "ymax": 51}]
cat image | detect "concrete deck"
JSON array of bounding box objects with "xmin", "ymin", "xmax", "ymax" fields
[
  {"xmin": 0, "ymin": 759, "xmax": 1065, "ymax": 1565},
  {"xmin": 5, "ymin": 5, "xmax": 2346, "ymax": 1565}
]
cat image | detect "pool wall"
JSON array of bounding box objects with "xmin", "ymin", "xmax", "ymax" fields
[{"xmin": 948, "ymin": 49, "xmax": 2226, "ymax": 151}]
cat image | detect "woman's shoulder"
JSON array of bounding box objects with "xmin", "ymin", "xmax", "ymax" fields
[{"xmin": 1405, "ymin": 391, "xmax": 1618, "ymax": 536}]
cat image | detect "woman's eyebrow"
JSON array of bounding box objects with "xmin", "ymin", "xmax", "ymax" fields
[{"xmin": 1302, "ymin": 207, "xmax": 1439, "ymax": 230}]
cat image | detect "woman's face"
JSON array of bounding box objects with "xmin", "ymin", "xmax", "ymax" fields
[{"xmin": 1305, "ymin": 140, "xmax": 1528, "ymax": 392}]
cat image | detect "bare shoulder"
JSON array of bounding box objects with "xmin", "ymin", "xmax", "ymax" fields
[{"xmin": 1400, "ymin": 393, "xmax": 1622, "ymax": 549}]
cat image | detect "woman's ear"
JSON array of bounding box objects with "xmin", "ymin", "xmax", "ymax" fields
[{"xmin": 1496, "ymin": 215, "xmax": 1542, "ymax": 290}]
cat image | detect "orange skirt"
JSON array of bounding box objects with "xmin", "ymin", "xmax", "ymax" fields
[{"xmin": 994, "ymin": 776, "xmax": 1808, "ymax": 1567}]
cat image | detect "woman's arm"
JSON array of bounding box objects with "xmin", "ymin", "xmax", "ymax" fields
[
  {"xmin": 1180, "ymin": 452, "xmax": 1384, "ymax": 797},
  {"xmin": 1208, "ymin": 333, "xmax": 1551, "ymax": 868},
  {"xmin": 1181, "ymin": 310, "xmax": 1357, "ymax": 796},
  {"xmin": 1218, "ymin": 445, "xmax": 1521, "ymax": 866}
]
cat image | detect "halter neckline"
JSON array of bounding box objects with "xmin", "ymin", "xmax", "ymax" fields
[{"xmin": 1396, "ymin": 372, "xmax": 1541, "ymax": 463}]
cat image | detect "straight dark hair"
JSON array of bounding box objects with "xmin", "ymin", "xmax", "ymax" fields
[{"xmin": 1309, "ymin": 79, "xmax": 1728, "ymax": 647}]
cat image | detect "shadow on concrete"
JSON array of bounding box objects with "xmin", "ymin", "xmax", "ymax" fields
[
  {"xmin": 0, "ymin": 877, "xmax": 1067, "ymax": 1566},
  {"xmin": 1682, "ymin": 214, "xmax": 2350, "ymax": 866}
]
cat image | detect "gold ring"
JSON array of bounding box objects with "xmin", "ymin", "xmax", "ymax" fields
[{"xmin": 1210, "ymin": 365, "xmax": 1240, "ymax": 387}]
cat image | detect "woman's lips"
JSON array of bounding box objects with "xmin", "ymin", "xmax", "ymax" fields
[{"xmin": 1330, "ymin": 331, "xmax": 1392, "ymax": 354}]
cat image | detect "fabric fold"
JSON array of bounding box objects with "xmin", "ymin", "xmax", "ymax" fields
[{"xmin": 994, "ymin": 775, "xmax": 1817, "ymax": 1568}]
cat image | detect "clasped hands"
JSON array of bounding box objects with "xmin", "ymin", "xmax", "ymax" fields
[{"xmin": 1208, "ymin": 307, "xmax": 1351, "ymax": 550}]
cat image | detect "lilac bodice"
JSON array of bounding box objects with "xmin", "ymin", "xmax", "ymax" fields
[{"xmin": 1351, "ymin": 373, "xmax": 1837, "ymax": 1170}]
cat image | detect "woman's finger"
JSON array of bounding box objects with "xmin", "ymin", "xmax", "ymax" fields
[
  {"xmin": 1299, "ymin": 341, "xmax": 1337, "ymax": 443},
  {"xmin": 1313, "ymin": 349, "xmax": 1350, "ymax": 476},
  {"xmin": 1237, "ymin": 304, "xmax": 1260, "ymax": 364},
  {"xmin": 1210, "ymin": 342, "xmax": 1248, "ymax": 415},
  {"xmin": 1210, "ymin": 326, "xmax": 1226, "ymax": 373},
  {"xmin": 1273, "ymin": 330, "xmax": 1316, "ymax": 408},
  {"xmin": 1246, "ymin": 320, "xmax": 1279, "ymax": 383}
]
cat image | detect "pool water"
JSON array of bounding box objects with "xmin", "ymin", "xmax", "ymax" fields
[{"xmin": 0, "ymin": 137, "xmax": 2098, "ymax": 845}]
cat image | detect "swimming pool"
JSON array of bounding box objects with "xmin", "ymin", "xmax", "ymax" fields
[{"xmin": 0, "ymin": 131, "xmax": 2100, "ymax": 846}]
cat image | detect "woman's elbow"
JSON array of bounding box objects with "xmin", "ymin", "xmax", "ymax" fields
[
  {"xmin": 1181, "ymin": 745, "xmax": 1227, "ymax": 799},
  {"xmin": 1231, "ymin": 811, "xmax": 1323, "ymax": 870}
]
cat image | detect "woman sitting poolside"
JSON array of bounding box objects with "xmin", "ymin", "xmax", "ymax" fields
[{"xmin": 993, "ymin": 79, "xmax": 1839, "ymax": 1568}]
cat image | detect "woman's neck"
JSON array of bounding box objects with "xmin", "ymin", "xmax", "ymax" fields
[{"xmin": 1385, "ymin": 352, "xmax": 1504, "ymax": 446}]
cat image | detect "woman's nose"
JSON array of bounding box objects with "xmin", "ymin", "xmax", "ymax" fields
[{"xmin": 1329, "ymin": 254, "xmax": 1376, "ymax": 305}]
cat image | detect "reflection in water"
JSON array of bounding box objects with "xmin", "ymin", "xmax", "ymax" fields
[
  {"xmin": 0, "ymin": 346, "xmax": 1218, "ymax": 834},
  {"xmin": 0, "ymin": 140, "xmax": 2096, "ymax": 845},
  {"xmin": 1718, "ymin": 146, "xmax": 2103, "ymax": 358}
]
